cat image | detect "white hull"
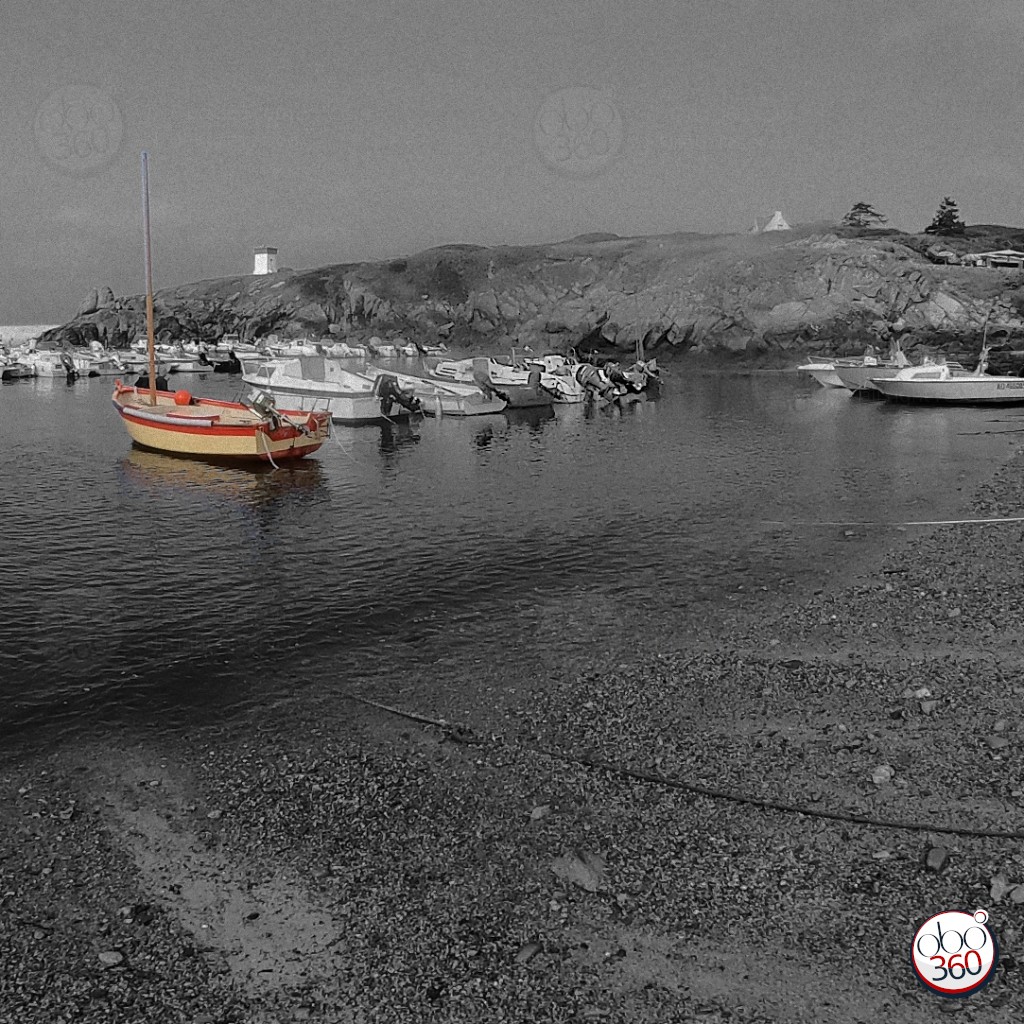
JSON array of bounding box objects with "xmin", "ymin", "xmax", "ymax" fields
[
  {"xmin": 872, "ymin": 374, "xmax": 1024, "ymax": 403},
  {"xmin": 363, "ymin": 364, "xmax": 506, "ymax": 416},
  {"xmin": 430, "ymin": 355, "xmax": 587, "ymax": 403},
  {"xmin": 242, "ymin": 357, "xmax": 419, "ymax": 424},
  {"xmin": 798, "ymin": 362, "xmax": 846, "ymax": 388}
]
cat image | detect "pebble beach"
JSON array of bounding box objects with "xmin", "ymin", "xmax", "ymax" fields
[{"xmin": 4, "ymin": 446, "xmax": 1024, "ymax": 1023}]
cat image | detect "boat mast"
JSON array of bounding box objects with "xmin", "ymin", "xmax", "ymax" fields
[{"xmin": 141, "ymin": 151, "xmax": 157, "ymax": 405}]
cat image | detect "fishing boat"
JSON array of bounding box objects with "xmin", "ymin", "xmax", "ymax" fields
[
  {"xmin": 363, "ymin": 364, "xmax": 506, "ymax": 416},
  {"xmin": 112, "ymin": 382, "xmax": 330, "ymax": 460},
  {"xmin": 242, "ymin": 356, "xmax": 423, "ymax": 425},
  {"xmin": 112, "ymin": 152, "xmax": 330, "ymax": 463}
]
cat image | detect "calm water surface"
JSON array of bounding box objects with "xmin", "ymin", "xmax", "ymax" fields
[{"xmin": 1, "ymin": 368, "xmax": 1018, "ymax": 746}]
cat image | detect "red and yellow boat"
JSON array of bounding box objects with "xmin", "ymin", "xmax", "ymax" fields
[
  {"xmin": 112, "ymin": 382, "xmax": 330, "ymax": 461},
  {"xmin": 112, "ymin": 152, "xmax": 329, "ymax": 463}
]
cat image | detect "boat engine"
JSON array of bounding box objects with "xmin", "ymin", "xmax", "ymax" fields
[
  {"xmin": 245, "ymin": 387, "xmax": 278, "ymax": 417},
  {"xmin": 376, "ymin": 374, "xmax": 422, "ymax": 416},
  {"xmin": 244, "ymin": 387, "xmax": 282, "ymax": 428}
]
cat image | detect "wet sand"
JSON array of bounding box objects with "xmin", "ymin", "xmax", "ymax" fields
[{"xmin": 4, "ymin": 449, "xmax": 1024, "ymax": 1022}]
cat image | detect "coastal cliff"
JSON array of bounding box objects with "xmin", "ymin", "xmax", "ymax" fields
[{"xmin": 41, "ymin": 223, "xmax": 1024, "ymax": 364}]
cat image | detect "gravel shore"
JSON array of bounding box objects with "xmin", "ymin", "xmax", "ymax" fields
[{"xmin": 5, "ymin": 450, "xmax": 1024, "ymax": 1022}]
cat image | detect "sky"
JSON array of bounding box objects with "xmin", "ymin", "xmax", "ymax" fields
[{"xmin": 2, "ymin": 0, "xmax": 1023, "ymax": 324}]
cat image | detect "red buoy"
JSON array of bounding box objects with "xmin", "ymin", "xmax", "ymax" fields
[{"xmin": 173, "ymin": 389, "xmax": 193, "ymax": 406}]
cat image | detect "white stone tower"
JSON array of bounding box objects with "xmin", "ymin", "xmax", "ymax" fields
[{"xmin": 253, "ymin": 246, "xmax": 278, "ymax": 275}]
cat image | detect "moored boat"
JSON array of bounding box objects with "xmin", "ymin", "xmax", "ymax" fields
[
  {"xmin": 798, "ymin": 360, "xmax": 845, "ymax": 388},
  {"xmin": 871, "ymin": 361, "xmax": 1024, "ymax": 404},
  {"xmin": 111, "ymin": 152, "xmax": 330, "ymax": 463},
  {"xmin": 112, "ymin": 382, "xmax": 330, "ymax": 460},
  {"xmin": 363, "ymin": 364, "xmax": 506, "ymax": 416},
  {"xmin": 242, "ymin": 356, "xmax": 423, "ymax": 425}
]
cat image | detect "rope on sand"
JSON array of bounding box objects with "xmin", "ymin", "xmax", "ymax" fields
[
  {"xmin": 764, "ymin": 516, "xmax": 1024, "ymax": 528},
  {"xmin": 345, "ymin": 695, "xmax": 1024, "ymax": 840}
]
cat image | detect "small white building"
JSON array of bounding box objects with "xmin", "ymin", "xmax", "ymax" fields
[
  {"xmin": 253, "ymin": 246, "xmax": 278, "ymax": 275},
  {"xmin": 761, "ymin": 211, "xmax": 791, "ymax": 232}
]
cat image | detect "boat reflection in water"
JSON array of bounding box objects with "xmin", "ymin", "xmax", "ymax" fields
[
  {"xmin": 502, "ymin": 405, "xmax": 556, "ymax": 431},
  {"xmin": 378, "ymin": 421, "xmax": 422, "ymax": 460},
  {"xmin": 118, "ymin": 446, "xmax": 328, "ymax": 507}
]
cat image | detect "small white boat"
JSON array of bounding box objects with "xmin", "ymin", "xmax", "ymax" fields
[
  {"xmin": 18, "ymin": 344, "xmax": 126, "ymax": 378},
  {"xmin": 798, "ymin": 361, "xmax": 845, "ymax": 388},
  {"xmin": 836, "ymin": 357, "xmax": 968, "ymax": 393},
  {"xmin": 871, "ymin": 361, "xmax": 1024, "ymax": 403},
  {"xmin": 430, "ymin": 355, "xmax": 588, "ymax": 404},
  {"xmin": 322, "ymin": 342, "xmax": 368, "ymax": 358},
  {"xmin": 1, "ymin": 359, "xmax": 36, "ymax": 381},
  {"xmin": 242, "ymin": 356, "xmax": 423, "ymax": 424},
  {"xmin": 363, "ymin": 364, "xmax": 506, "ymax": 416}
]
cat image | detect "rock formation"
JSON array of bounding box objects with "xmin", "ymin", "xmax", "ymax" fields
[{"xmin": 41, "ymin": 225, "xmax": 1024, "ymax": 364}]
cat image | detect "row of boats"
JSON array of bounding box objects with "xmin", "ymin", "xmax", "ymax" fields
[
  {"xmin": 798, "ymin": 344, "xmax": 1024, "ymax": 404},
  {"xmin": 0, "ymin": 333, "xmax": 451, "ymax": 382},
  {"xmin": 103, "ymin": 153, "xmax": 665, "ymax": 466},
  {"xmin": 109, "ymin": 349, "xmax": 661, "ymax": 464},
  {"xmin": 241, "ymin": 351, "xmax": 660, "ymax": 424}
]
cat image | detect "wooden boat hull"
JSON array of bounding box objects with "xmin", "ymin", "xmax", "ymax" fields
[{"xmin": 112, "ymin": 382, "xmax": 329, "ymax": 460}]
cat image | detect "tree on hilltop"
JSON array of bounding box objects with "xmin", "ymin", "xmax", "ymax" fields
[
  {"xmin": 842, "ymin": 202, "xmax": 887, "ymax": 228},
  {"xmin": 925, "ymin": 197, "xmax": 966, "ymax": 236}
]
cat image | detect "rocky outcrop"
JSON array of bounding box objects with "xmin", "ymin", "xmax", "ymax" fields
[{"xmin": 43, "ymin": 226, "xmax": 1024, "ymax": 362}]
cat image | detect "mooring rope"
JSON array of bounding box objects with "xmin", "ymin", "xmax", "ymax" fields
[
  {"xmin": 345, "ymin": 695, "xmax": 1024, "ymax": 840},
  {"xmin": 764, "ymin": 516, "xmax": 1024, "ymax": 528},
  {"xmin": 256, "ymin": 428, "xmax": 281, "ymax": 471}
]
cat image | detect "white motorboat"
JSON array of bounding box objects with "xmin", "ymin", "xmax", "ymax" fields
[
  {"xmin": 871, "ymin": 359, "xmax": 1024, "ymax": 404},
  {"xmin": 18, "ymin": 344, "xmax": 126, "ymax": 378},
  {"xmin": 429, "ymin": 355, "xmax": 588, "ymax": 404},
  {"xmin": 363, "ymin": 364, "xmax": 506, "ymax": 416},
  {"xmin": 241, "ymin": 356, "xmax": 422, "ymax": 424},
  {"xmin": 322, "ymin": 342, "xmax": 368, "ymax": 358}
]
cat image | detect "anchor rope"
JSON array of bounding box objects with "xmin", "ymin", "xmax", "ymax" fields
[
  {"xmin": 764, "ymin": 516, "xmax": 1024, "ymax": 528},
  {"xmin": 345, "ymin": 695, "xmax": 1024, "ymax": 840}
]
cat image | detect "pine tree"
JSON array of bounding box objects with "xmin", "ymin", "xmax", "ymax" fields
[
  {"xmin": 842, "ymin": 202, "xmax": 887, "ymax": 228},
  {"xmin": 924, "ymin": 197, "xmax": 966, "ymax": 236}
]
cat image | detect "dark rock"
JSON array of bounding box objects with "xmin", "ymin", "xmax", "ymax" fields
[{"xmin": 78, "ymin": 288, "xmax": 100, "ymax": 316}]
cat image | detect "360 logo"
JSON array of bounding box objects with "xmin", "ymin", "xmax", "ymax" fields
[
  {"xmin": 34, "ymin": 85, "xmax": 123, "ymax": 174},
  {"xmin": 911, "ymin": 908, "xmax": 998, "ymax": 998},
  {"xmin": 533, "ymin": 86, "xmax": 624, "ymax": 178}
]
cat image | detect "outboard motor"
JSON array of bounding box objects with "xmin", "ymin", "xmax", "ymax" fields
[
  {"xmin": 214, "ymin": 350, "xmax": 242, "ymax": 374},
  {"xmin": 375, "ymin": 374, "xmax": 421, "ymax": 417},
  {"xmin": 60, "ymin": 351, "xmax": 79, "ymax": 384}
]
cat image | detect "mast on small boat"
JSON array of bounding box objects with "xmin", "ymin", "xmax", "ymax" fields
[{"xmin": 141, "ymin": 151, "xmax": 158, "ymax": 405}]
